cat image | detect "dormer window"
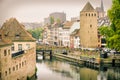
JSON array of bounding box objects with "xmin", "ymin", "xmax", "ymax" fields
[
  {"xmin": 15, "ymin": 32, "xmax": 21, "ymax": 38},
  {"xmin": 4, "ymin": 34, "xmax": 8, "ymax": 37},
  {"xmin": 4, "ymin": 32, "xmax": 9, "ymax": 37},
  {"xmin": 15, "ymin": 34, "xmax": 20, "ymax": 38}
]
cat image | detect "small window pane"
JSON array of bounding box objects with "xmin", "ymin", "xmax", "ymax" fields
[
  {"xmin": 4, "ymin": 50, "xmax": 7, "ymax": 56},
  {"xmin": 18, "ymin": 44, "xmax": 22, "ymax": 51}
]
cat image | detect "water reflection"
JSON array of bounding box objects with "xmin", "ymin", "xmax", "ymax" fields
[{"xmin": 36, "ymin": 57, "xmax": 120, "ymax": 80}]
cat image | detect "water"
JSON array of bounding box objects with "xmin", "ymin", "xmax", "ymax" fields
[{"xmin": 36, "ymin": 57, "xmax": 120, "ymax": 80}]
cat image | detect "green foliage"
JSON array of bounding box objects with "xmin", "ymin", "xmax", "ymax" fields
[
  {"xmin": 99, "ymin": 0, "xmax": 120, "ymax": 51},
  {"xmin": 57, "ymin": 18, "xmax": 61, "ymax": 23},
  {"xmin": 50, "ymin": 16, "xmax": 54, "ymax": 24},
  {"xmin": 28, "ymin": 27, "xmax": 43, "ymax": 40},
  {"xmin": 99, "ymin": 26, "xmax": 114, "ymax": 38}
]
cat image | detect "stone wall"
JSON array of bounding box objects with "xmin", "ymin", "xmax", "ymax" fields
[{"xmin": 0, "ymin": 42, "xmax": 36, "ymax": 80}]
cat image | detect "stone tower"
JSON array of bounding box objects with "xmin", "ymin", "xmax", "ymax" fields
[{"xmin": 79, "ymin": 2, "xmax": 98, "ymax": 48}]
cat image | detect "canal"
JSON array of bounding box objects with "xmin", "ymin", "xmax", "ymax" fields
[{"xmin": 36, "ymin": 56, "xmax": 120, "ymax": 80}]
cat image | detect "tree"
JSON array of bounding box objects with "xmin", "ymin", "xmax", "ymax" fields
[
  {"xmin": 50, "ymin": 16, "xmax": 54, "ymax": 24},
  {"xmin": 57, "ymin": 18, "xmax": 61, "ymax": 23},
  {"xmin": 28, "ymin": 27, "xmax": 43, "ymax": 40},
  {"xmin": 99, "ymin": 0, "xmax": 120, "ymax": 51}
]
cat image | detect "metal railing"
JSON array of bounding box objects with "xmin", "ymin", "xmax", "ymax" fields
[{"xmin": 12, "ymin": 50, "xmax": 24, "ymax": 58}]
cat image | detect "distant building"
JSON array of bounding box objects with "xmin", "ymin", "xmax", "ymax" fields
[
  {"xmin": 70, "ymin": 29, "xmax": 80, "ymax": 48},
  {"xmin": 0, "ymin": 18, "xmax": 36, "ymax": 80},
  {"xmin": 61, "ymin": 21, "xmax": 73, "ymax": 47},
  {"xmin": 49, "ymin": 23, "xmax": 61, "ymax": 46},
  {"xmin": 71, "ymin": 17, "xmax": 80, "ymax": 22},
  {"xmin": 98, "ymin": 16, "xmax": 110, "ymax": 27},
  {"xmin": 44, "ymin": 12, "xmax": 66, "ymax": 25},
  {"xmin": 79, "ymin": 2, "xmax": 98, "ymax": 49},
  {"xmin": 22, "ymin": 22, "xmax": 43, "ymax": 30},
  {"xmin": 42, "ymin": 24, "xmax": 51, "ymax": 45},
  {"xmin": 96, "ymin": 0, "xmax": 105, "ymax": 18},
  {"xmin": 42, "ymin": 21, "xmax": 72, "ymax": 47}
]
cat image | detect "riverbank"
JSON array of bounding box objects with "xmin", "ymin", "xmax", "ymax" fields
[
  {"xmin": 53, "ymin": 53, "xmax": 83, "ymax": 64},
  {"xmin": 53, "ymin": 50, "xmax": 118, "ymax": 66}
]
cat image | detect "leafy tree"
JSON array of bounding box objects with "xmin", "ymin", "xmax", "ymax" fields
[
  {"xmin": 28, "ymin": 27, "xmax": 43, "ymax": 40},
  {"xmin": 57, "ymin": 18, "xmax": 61, "ymax": 23},
  {"xmin": 50, "ymin": 16, "xmax": 54, "ymax": 24},
  {"xmin": 99, "ymin": 0, "xmax": 120, "ymax": 51}
]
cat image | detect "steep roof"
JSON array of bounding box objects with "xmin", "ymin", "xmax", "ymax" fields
[
  {"xmin": 0, "ymin": 18, "xmax": 36, "ymax": 42},
  {"xmin": 70, "ymin": 29, "xmax": 79, "ymax": 36},
  {"xmin": 82, "ymin": 2, "xmax": 95, "ymax": 12},
  {"xmin": 70, "ymin": 22, "xmax": 80, "ymax": 33}
]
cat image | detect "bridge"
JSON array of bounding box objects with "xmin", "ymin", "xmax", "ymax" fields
[{"xmin": 36, "ymin": 50, "xmax": 52, "ymax": 60}]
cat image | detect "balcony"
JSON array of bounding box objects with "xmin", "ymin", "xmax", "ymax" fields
[{"xmin": 12, "ymin": 50, "xmax": 24, "ymax": 58}]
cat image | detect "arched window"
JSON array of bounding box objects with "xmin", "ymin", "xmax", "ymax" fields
[
  {"xmin": 92, "ymin": 14, "xmax": 93, "ymax": 16},
  {"xmin": 5, "ymin": 71, "xmax": 7, "ymax": 76},
  {"xmin": 89, "ymin": 13, "xmax": 90, "ymax": 16},
  {"xmin": 94, "ymin": 13, "xmax": 96, "ymax": 16},
  {"xmin": 90, "ymin": 25, "xmax": 92, "ymax": 28}
]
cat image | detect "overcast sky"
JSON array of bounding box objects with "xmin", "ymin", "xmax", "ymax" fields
[{"xmin": 0, "ymin": 0, "xmax": 112, "ymax": 25}]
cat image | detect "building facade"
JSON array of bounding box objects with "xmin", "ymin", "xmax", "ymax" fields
[
  {"xmin": 0, "ymin": 18, "xmax": 36, "ymax": 80},
  {"xmin": 42, "ymin": 24, "xmax": 51, "ymax": 45},
  {"xmin": 70, "ymin": 29, "xmax": 80, "ymax": 49},
  {"xmin": 79, "ymin": 2, "xmax": 98, "ymax": 49}
]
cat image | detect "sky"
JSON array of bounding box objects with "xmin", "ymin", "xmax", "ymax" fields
[{"xmin": 0, "ymin": 0, "xmax": 112, "ymax": 25}]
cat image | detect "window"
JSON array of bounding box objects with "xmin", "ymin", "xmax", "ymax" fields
[
  {"xmin": 98, "ymin": 40, "xmax": 100, "ymax": 42},
  {"xmin": 26, "ymin": 44, "xmax": 30, "ymax": 49},
  {"xmin": 9, "ymin": 68, "xmax": 11, "ymax": 74},
  {"xmin": 4, "ymin": 50, "xmax": 7, "ymax": 56},
  {"xmin": 22, "ymin": 62, "xmax": 24, "ymax": 67},
  {"xmin": 0, "ymin": 72, "xmax": 1, "ymax": 78},
  {"xmin": 92, "ymin": 14, "xmax": 93, "ymax": 16},
  {"xmin": 24, "ymin": 61, "xmax": 26, "ymax": 65},
  {"xmin": 5, "ymin": 71, "xmax": 7, "ymax": 76},
  {"xmin": 89, "ymin": 13, "xmax": 90, "ymax": 16},
  {"xmin": 18, "ymin": 44, "xmax": 22, "ymax": 51},
  {"xmin": 0, "ymin": 35, "xmax": 2, "ymax": 40},
  {"xmin": 13, "ymin": 67, "xmax": 15, "ymax": 71},
  {"xmin": 75, "ymin": 36, "xmax": 78, "ymax": 39},
  {"xmin": 90, "ymin": 25, "xmax": 92, "ymax": 28},
  {"xmin": 11, "ymin": 45, "xmax": 14, "ymax": 51},
  {"xmin": 15, "ymin": 34, "xmax": 20, "ymax": 38},
  {"xmin": 16, "ymin": 65, "xmax": 18, "ymax": 70},
  {"xmin": 86, "ymin": 13, "xmax": 87, "ymax": 16},
  {"xmin": 94, "ymin": 13, "xmax": 96, "ymax": 16},
  {"xmin": 19, "ymin": 63, "xmax": 21, "ymax": 68},
  {"xmin": 8, "ymin": 50, "xmax": 10, "ymax": 55}
]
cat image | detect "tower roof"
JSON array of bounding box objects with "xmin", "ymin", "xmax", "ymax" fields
[
  {"xmin": 82, "ymin": 2, "xmax": 95, "ymax": 12},
  {"xmin": 0, "ymin": 18, "xmax": 36, "ymax": 42}
]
